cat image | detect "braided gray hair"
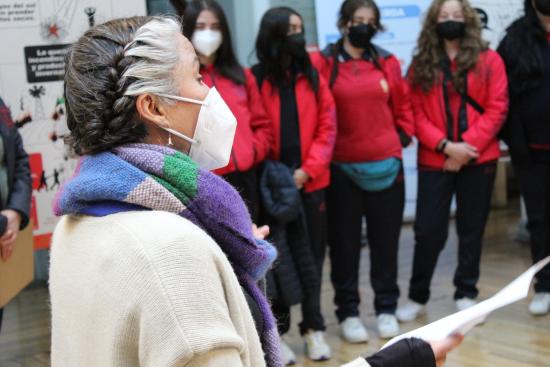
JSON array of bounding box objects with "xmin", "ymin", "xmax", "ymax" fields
[{"xmin": 64, "ymin": 16, "xmax": 183, "ymax": 156}]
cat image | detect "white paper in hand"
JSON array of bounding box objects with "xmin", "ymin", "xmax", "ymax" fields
[{"xmin": 383, "ymin": 255, "xmax": 550, "ymax": 349}]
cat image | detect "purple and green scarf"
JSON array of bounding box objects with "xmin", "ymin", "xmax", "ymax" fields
[{"xmin": 53, "ymin": 143, "xmax": 282, "ymax": 367}]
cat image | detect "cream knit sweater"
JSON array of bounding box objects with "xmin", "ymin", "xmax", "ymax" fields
[{"xmin": 49, "ymin": 211, "xmax": 369, "ymax": 367}]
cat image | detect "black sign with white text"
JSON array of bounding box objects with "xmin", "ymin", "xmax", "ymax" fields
[{"xmin": 24, "ymin": 44, "xmax": 71, "ymax": 83}]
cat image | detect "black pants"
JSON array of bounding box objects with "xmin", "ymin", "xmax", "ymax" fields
[
  {"xmin": 273, "ymin": 189, "xmax": 327, "ymax": 335},
  {"xmin": 515, "ymin": 162, "xmax": 550, "ymax": 293},
  {"xmin": 224, "ymin": 167, "xmax": 259, "ymax": 223},
  {"xmin": 409, "ymin": 163, "xmax": 497, "ymax": 304},
  {"xmin": 328, "ymin": 164, "xmax": 404, "ymax": 320},
  {"xmin": 0, "ymin": 307, "xmax": 3, "ymax": 333}
]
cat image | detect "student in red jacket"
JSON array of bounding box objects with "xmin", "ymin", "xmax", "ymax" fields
[
  {"xmin": 396, "ymin": 0, "xmax": 508, "ymax": 323},
  {"xmin": 179, "ymin": 0, "xmax": 272, "ymax": 221},
  {"xmin": 311, "ymin": 0, "xmax": 414, "ymax": 341},
  {"xmin": 252, "ymin": 7, "xmax": 337, "ymax": 364}
]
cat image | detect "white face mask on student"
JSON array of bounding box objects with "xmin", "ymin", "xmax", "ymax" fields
[
  {"xmin": 156, "ymin": 87, "xmax": 237, "ymax": 171},
  {"xmin": 192, "ymin": 29, "xmax": 223, "ymax": 57}
]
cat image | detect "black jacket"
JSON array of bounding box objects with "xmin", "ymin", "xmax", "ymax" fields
[
  {"xmin": 259, "ymin": 160, "xmax": 319, "ymax": 307},
  {"xmin": 497, "ymin": 14, "xmax": 550, "ymax": 165},
  {"xmin": 0, "ymin": 98, "xmax": 32, "ymax": 231}
]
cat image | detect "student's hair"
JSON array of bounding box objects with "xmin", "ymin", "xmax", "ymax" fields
[
  {"xmin": 498, "ymin": 0, "xmax": 548, "ymax": 98},
  {"xmin": 337, "ymin": 0, "xmax": 384, "ymax": 32},
  {"xmin": 254, "ymin": 6, "xmax": 318, "ymax": 93},
  {"xmin": 409, "ymin": 0, "xmax": 488, "ymax": 93},
  {"xmin": 169, "ymin": 0, "xmax": 187, "ymax": 15},
  {"xmin": 180, "ymin": 0, "xmax": 245, "ymax": 85},
  {"xmin": 64, "ymin": 16, "xmax": 183, "ymax": 156}
]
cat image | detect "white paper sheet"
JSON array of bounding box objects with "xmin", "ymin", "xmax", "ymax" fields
[{"xmin": 383, "ymin": 255, "xmax": 550, "ymax": 349}]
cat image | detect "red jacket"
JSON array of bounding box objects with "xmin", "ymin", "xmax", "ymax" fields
[
  {"xmin": 310, "ymin": 46, "xmax": 415, "ymax": 163},
  {"xmin": 200, "ymin": 65, "xmax": 272, "ymax": 175},
  {"xmin": 409, "ymin": 49, "xmax": 509, "ymax": 169},
  {"xmin": 255, "ymin": 72, "xmax": 337, "ymax": 193}
]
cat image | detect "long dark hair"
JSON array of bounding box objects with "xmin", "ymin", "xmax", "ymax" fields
[
  {"xmin": 178, "ymin": 0, "xmax": 245, "ymax": 84},
  {"xmin": 169, "ymin": 0, "xmax": 187, "ymax": 15},
  {"xmin": 410, "ymin": 0, "xmax": 488, "ymax": 93},
  {"xmin": 498, "ymin": 0, "xmax": 547, "ymax": 98},
  {"xmin": 254, "ymin": 7, "xmax": 319, "ymax": 93}
]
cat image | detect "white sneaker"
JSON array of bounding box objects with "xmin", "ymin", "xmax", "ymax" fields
[
  {"xmin": 280, "ymin": 338, "xmax": 296, "ymax": 366},
  {"xmin": 456, "ymin": 297, "xmax": 477, "ymax": 311},
  {"xmin": 304, "ymin": 330, "xmax": 331, "ymax": 361},
  {"xmin": 340, "ymin": 317, "xmax": 369, "ymax": 343},
  {"xmin": 396, "ymin": 300, "xmax": 426, "ymax": 322},
  {"xmin": 377, "ymin": 314, "xmax": 400, "ymax": 339},
  {"xmin": 529, "ymin": 293, "xmax": 550, "ymax": 316}
]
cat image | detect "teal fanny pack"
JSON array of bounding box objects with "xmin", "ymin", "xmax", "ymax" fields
[{"xmin": 336, "ymin": 158, "xmax": 401, "ymax": 192}]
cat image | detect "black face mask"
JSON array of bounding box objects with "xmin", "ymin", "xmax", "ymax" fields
[
  {"xmin": 284, "ymin": 33, "xmax": 307, "ymax": 59},
  {"xmin": 436, "ymin": 20, "xmax": 466, "ymax": 41},
  {"xmin": 348, "ymin": 23, "xmax": 377, "ymax": 49},
  {"xmin": 535, "ymin": 0, "xmax": 550, "ymax": 16}
]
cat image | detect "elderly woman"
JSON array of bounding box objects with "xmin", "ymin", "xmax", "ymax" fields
[{"xmin": 49, "ymin": 16, "xmax": 461, "ymax": 367}]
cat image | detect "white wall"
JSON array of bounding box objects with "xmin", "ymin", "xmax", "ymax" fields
[{"xmin": 217, "ymin": 0, "xmax": 270, "ymax": 66}]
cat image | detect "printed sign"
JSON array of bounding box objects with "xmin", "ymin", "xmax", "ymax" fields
[
  {"xmin": 0, "ymin": 0, "xmax": 147, "ymax": 249},
  {"xmin": 24, "ymin": 44, "xmax": 71, "ymax": 83}
]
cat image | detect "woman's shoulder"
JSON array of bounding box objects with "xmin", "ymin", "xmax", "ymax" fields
[
  {"xmin": 479, "ymin": 48, "xmax": 501, "ymax": 59},
  {"xmin": 309, "ymin": 49, "xmax": 329, "ymax": 65},
  {"xmin": 109, "ymin": 211, "xmax": 222, "ymax": 257},
  {"xmin": 109, "ymin": 210, "xmax": 203, "ymax": 234},
  {"xmin": 372, "ymin": 43, "xmax": 394, "ymax": 60},
  {"xmin": 54, "ymin": 211, "xmax": 225, "ymax": 267},
  {"xmin": 52, "ymin": 211, "xmax": 236, "ymax": 317},
  {"xmin": 477, "ymin": 48, "xmax": 506, "ymax": 70}
]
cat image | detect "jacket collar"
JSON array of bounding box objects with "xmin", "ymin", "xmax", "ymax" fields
[
  {"xmin": 338, "ymin": 42, "xmax": 374, "ymax": 62},
  {"xmin": 321, "ymin": 42, "xmax": 375, "ymax": 63}
]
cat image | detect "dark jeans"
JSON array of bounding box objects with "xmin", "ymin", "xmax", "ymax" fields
[
  {"xmin": 0, "ymin": 308, "xmax": 3, "ymax": 333},
  {"xmin": 328, "ymin": 164, "xmax": 404, "ymax": 320},
  {"xmin": 273, "ymin": 189, "xmax": 327, "ymax": 335},
  {"xmin": 515, "ymin": 162, "xmax": 550, "ymax": 293},
  {"xmin": 409, "ymin": 163, "xmax": 497, "ymax": 304},
  {"xmin": 224, "ymin": 167, "xmax": 259, "ymax": 223}
]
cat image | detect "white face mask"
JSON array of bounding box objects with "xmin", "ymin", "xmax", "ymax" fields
[
  {"xmin": 156, "ymin": 87, "xmax": 237, "ymax": 171},
  {"xmin": 192, "ymin": 29, "xmax": 223, "ymax": 57}
]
